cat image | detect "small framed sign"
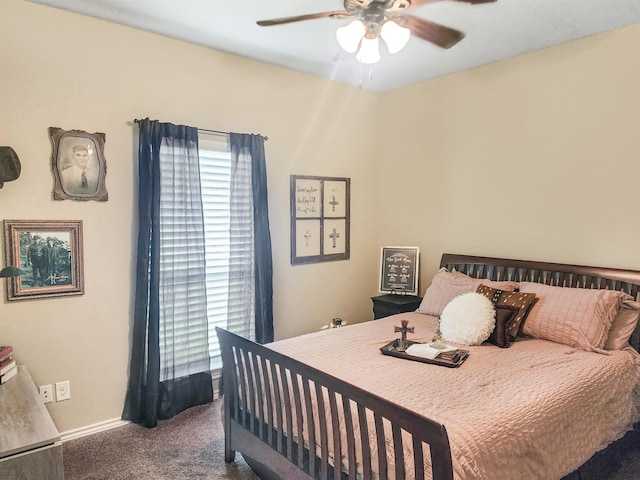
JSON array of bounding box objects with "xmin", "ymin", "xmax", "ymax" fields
[{"xmin": 379, "ymin": 246, "xmax": 420, "ymax": 295}]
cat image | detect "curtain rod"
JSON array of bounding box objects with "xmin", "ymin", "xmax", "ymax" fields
[{"xmin": 133, "ymin": 119, "xmax": 268, "ymax": 141}]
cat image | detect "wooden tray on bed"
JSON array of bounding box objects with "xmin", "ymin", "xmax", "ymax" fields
[{"xmin": 380, "ymin": 339, "xmax": 469, "ymax": 368}]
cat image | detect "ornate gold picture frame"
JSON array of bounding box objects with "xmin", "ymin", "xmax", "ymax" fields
[
  {"xmin": 3, "ymin": 220, "xmax": 84, "ymax": 301},
  {"xmin": 49, "ymin": 127, "xmax": 108, "ymax": 202}
]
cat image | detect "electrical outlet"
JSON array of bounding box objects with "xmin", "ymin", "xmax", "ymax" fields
[
  {"xmin": 55, "ymin": 380, "xmax": 71, "ymax": 402},
  {"xmin": 39, "ymin": 384, "xmax": 53, "ymax": 404}
]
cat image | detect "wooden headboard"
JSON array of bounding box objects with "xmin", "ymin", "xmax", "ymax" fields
[{"xmin": 439, "ymin": 253, "xmax": 640, "ymax": 351}]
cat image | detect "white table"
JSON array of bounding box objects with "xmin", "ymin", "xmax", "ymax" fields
[{"xmin": 0, "ymin": 365, "xmax": 63, "ymax": 479}]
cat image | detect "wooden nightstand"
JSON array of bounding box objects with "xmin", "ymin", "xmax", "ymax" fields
[{"xmin": 371, "ymin": 294, "xmax": 423, "ymax": 319}]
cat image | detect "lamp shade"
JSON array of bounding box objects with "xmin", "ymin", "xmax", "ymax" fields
[
  {"xmin": 380, "ymin": 20, "xmax": 411, "ymax": 54},
  {"xmin": 356, "ymin": 36, "xmax": 381, "ymax": 64},
  {"xmin": 336, "ymin": 20, "xmax": 366, "ymax": 53},
  {"xmin": 0, "ymin": 266, "xmax": 24, "ymax": 278}
]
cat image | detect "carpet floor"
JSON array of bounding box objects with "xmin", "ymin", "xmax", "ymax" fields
[
  {"xmin": 63, "ymin": 399, "xmax": 640, "ymax": 479},
  {"xmin": 63, "ymin": 401, "xmax": 257, "ymax": 480}
]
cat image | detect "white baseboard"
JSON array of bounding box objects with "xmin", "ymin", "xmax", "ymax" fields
[
  {"xmin": 60, "ymin": 417, "xmax": 130, "ymax": 443},
  {"xmin": 61, "ymin": 370, "xmax": 221, "ymax": 443}
]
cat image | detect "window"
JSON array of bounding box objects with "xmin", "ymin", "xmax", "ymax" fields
[
  {"xmin": 157, "ymin": 131, "xmax": 258, "ymax": 380},
  {"xmin": 198, "ymin": 132, "xmax": 232, "ymax": 370}
]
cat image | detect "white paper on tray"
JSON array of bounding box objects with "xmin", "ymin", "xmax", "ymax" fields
[{"xmin": 405, "ymin": 342, "xmax": 458, "ymax": 359}]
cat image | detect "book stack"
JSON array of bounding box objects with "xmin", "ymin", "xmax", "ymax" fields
[{"xmin": 0, "ymin": 345, "xmax": 17, "ymax": 384}]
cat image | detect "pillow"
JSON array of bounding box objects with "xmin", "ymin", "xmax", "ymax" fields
[
  {"xmin": 476, "ymin": 284, "xmax": 537, "ymax": 340},
  {"xmin": 518, "ymin": 282, "xmax": 632, "ymax": 352},
  {"xmin": 487, "ymin": 305, "xmax": 519, "ymax": 348},
  {"xmin": 439, "ymin": 292, "xmax": 496, "ymax": 345},
  {"xmin": 417, "ymin": 269, "xmax": 518, "ymax": 318},
  {"xmin": 604, "ymin": 299, "xmax": 640, "ymax": 350}
]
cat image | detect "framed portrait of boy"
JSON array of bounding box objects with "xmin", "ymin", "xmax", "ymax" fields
[{"xmin": 49, "ymin": 127, "xmax": 108, "ymax": 202}]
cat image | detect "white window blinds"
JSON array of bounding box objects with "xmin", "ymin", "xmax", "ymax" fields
[
  {"xmin": 199, "ymin": 132, "xmax": 256, "ymax": 370},
  {"xmin": 158, "ymin": 137, "xmax": 210, "ymax": 381},
  {"xmin": 158, "ymin": 131, "xmax": 256, "ymax": 375}
]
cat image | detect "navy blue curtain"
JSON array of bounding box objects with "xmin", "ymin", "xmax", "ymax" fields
[
  {"xmin": 122, "ymin": 118, "xmax": 212, "ymax": 428},
  {"xmin": 230, "ymin": 133, "xmax": 274, "ymax": 344}
]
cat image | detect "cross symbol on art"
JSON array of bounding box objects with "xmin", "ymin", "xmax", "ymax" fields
[
  {"xmin": 304, "ymin": 230, "xmax": 312, "ymax": 247},
  {"xmin": 394, "ymin": 320, "xmax": 414, "ymax": 352},
  {"xmin": 329, "ymin": 228, "xmax": 340, "ymax": 248},
  {"xmin": 329, "ymin": 190, "xmax": 339, "ymax": 212}
]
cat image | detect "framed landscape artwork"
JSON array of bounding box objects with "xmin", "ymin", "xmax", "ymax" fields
[
  {"xmin": 379, "ymin": 246, "xmax": 420, "ymax": 295},
  {"xmin": 3, "ymin": 220, "xmax": 84, "ymax": 301},
  {"xmin": 290, "ymin": 175, "xmax": 350, "ymax": 265}
]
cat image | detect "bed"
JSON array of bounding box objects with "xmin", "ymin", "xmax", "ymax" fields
[{"xmin": 216, "ymin": 253, "xmax": 640, "ymax": 480}]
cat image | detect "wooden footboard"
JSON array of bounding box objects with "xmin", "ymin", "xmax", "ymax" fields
[{"xmin": 216, "ymin": 327, "xmax": 454, "ymax": 480}]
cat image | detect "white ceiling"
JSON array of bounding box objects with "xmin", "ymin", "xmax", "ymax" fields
[{"xmin": 27, "ymin": 0, "xmax": 640, "ymax": 92}]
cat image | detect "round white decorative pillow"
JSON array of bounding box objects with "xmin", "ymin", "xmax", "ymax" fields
[{"xmin": 439, "ymin": 292, "xmax": 496, "ymax": 345}]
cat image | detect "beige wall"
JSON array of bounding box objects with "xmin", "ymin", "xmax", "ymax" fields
[
  {"xmin": 376, "ymin": 24, "xmax": 640, "ymax": 292},
  {"xmin": 2, "ymin": 0, "xmax": 640, "ymax": 435},
  {"xmin": 0, "ymin": 0, "xmax": 380, "ymax": 433}
]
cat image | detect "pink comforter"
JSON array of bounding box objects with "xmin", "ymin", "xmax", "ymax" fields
[{"xmin": 268, "ymin": 312, "xmax": 640, "ymax": 480}]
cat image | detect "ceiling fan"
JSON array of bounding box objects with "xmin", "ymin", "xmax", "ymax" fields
[{"xmin": 257, "ymin": 0, "xmax": 496, "ymax": 64}]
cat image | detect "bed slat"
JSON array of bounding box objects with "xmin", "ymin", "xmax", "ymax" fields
[
  {"xmin": 374, "ymin": 413, "xmax": 388, "ymax": 477},
  {"xmin": 358, "ymin": 404, "xmax": 372, "ymax": 480},
  {"xmin": 342, "ymin": 396, "xmax": 357, "ymax": 479},
  {"xmin": 303, "ymin": 379, "xmax": 316, "ymax": 476},
  {"xmin": 328, "ymin": 391, "xmax": 342, "ymax": 480}
]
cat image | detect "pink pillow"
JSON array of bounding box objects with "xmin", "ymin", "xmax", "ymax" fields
[
  {"xmin": 605, "ymin": 299, "xmax": 640, "ymax": 350},
  {"xmin": 417, "ymin": 269, "xmax": 518, "ymax": 318},
  {"xmin": 519, "ymin": 282, "xmax": 632, "ymax": 352}
]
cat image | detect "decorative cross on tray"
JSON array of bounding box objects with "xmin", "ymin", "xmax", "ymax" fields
[{"xmin": 394, "ymin": 319, "xmax": 414, "ymax": 352}]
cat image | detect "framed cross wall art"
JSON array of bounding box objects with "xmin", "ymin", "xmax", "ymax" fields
[{"xmin": 290, "ymin": 175, "xmax": 350, "ymax": 265}]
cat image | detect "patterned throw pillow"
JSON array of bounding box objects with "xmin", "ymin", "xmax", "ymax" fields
[{"xmin": 476, "ymin": 284, "xmax": 537, "ymax": 340}]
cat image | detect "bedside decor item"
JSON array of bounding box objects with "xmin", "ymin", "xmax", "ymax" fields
[
  {"xmin": 0, "ymin": 146, "xmax": 21, "ymax": 188},
  {"xmin": 394, "ymin": 319, "xmax": 414, "ymax": 351},
  {"xmin": 49, "ymin": 127, "xmax": 108, "ymax": 202},
  {"xmin": 379, "ymin": 246, "xmax": 419, "ymax": 295},
  {"xmin": 380, "ymin": 337, "xmax": 469, "ymax": 367},
  {"xmin": 290, "ymin": 175, "xmax": 350, "ymax": 265},
  {"xmin": 3, "ymin": 220, "xmax": 84, "ymax": 301}
]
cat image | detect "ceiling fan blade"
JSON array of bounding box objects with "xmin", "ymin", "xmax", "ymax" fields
[
  {"xmin": 406, "ymin": 0, "xmax": 496, "ymax": 8},
  {"xmin": 257, "ymin": 11, "xmax": 354, "ymax": 27},
  {"xmin": 399, "ymin": 15, "xmax": 465, "ymax": 49}
]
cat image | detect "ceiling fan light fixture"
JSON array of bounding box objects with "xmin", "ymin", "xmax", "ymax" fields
[
  {"xmin": 380, "ymin": 20, "xmax": 411, "ymax": 54},
  {"xmin": 336, "ymin": 20, "xmax": 366, "ymax": 53},
  {"xmin": 356, "ymin": 36, "xmax": 381, "ymax": 64}
]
